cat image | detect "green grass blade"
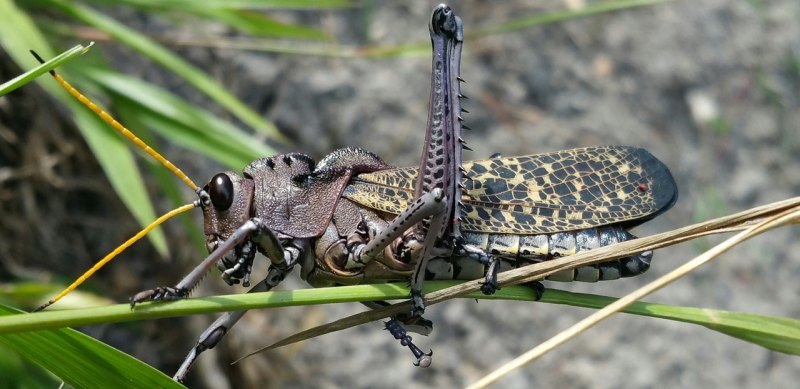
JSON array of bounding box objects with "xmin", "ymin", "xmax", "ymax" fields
[
  {"xmin": 346, "ymin": 0, "xmax": 674, "ymax": 58},
  {"xmin": 89, "ymin": 0, "xmax": 332, "ymax": 39},
  {"xmin": 87, "ymin": 0, "xmax": 353, "ymax": 10},
  {"xmin": 475, "ymin": 0, "xmax": 673, "ymax": 35},
  {"xmin": 0, "ymin": 343, "xmax": 59, "ymax": 388},
  {"xmin": 0, "ymin": 43, "xmax": 92, "ymax": 96},
  {"xmin": 1, "ymin": 282, "xmax": 113, "ymax": 311},
  {"xmin": 210, "ymin": 0, "xmax": 670, "ymax": 59},
  {"xmin": 0, "ymin": 284, "xmax": 417, "ymax": 332},
  {"xmin": 0, "ymin": 283, "xmax": 796, "ymax": 356},
  {"xmin": 0, "ymin": 304, "xmax": 183, "ymax": 389},
  {"xmin": 70, "ymin": 104, "xmax": 171, "ymax": 256},
  {"xmin": 541, "ymin": 289, "xmax": 800, "ymax": 355},
  {"xmin": 0, "ymin": 0, "xmax": 169, "ymax": 256},
  {"xmin": 114, "ymin": 107, "xmax": 207, "ymax": 250},
  {"xmin": 0, "ymin": 0, "xmax": 56, "ymax": 67},
  {"xmin": 51, "ymin": 0, "xmax": 288, "ymax": 143},
  {"xmin": 81, "ymin": 67, "xmax": 274, "ymax": 168},
  {"xmin": 194, "ymin": 8, "xmax": 328, "ymax": 39}
]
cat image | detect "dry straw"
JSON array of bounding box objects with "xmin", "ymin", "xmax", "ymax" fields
[{"xmin": 247, "ymin": 196, "xmax": 800, "ymax": 379}]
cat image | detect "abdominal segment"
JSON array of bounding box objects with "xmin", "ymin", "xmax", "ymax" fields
[{"xmin": 425, "ymin": 226, "xmax": 652, "ymax": 282}]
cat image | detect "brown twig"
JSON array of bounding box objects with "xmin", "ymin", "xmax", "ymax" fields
[{"xmin": 234, "ymin": 196, "xmax": 800, "ymax": 363}]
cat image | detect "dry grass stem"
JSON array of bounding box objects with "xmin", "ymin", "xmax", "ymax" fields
[
  {"xmin": 238, "ymin": 196, "xmax": 800, "ymax": 363},
  {"xmin": 467, "ymin": 202, "xmax": 800, "ymax": 388}
]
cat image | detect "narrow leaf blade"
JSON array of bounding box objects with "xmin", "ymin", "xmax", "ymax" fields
[
  {"xmin": 0, "ymin": 43, "xmax": 92, "ymax": 96},
  {"xmin": 0, "ymin": 304, "xmax": 183, "ymax": 389}
]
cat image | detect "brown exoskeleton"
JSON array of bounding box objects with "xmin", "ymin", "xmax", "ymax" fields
[{"xmin": 34, "ymin": 4, "xmax": 676, "ymax": 382}]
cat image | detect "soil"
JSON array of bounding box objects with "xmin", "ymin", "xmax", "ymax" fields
[{"xmin": 1, "ymin": 1, "xmax": 798, "ymax": 388}]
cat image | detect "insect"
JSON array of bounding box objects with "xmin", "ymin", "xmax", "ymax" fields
[{"xmin": 34, "ymin": 3, "xmax": 677, "ymax": 382}]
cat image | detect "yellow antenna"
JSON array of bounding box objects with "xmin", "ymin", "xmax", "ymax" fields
[
  {"xmin": 34, "ymin": 203, "xmax": 197, "ymax": 312},
  {"xmin": 30, "ymin": 51, "xmax": 203, "ymax": 311},
  {"xmin": 30, "ymin": 50, "xmax": 199, "ymax": 192}
]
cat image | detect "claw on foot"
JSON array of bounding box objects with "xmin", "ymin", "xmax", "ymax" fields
[
  {"xmin": 129, "ymin": 286, "xmax": 188, "ymax": 308},
  {"xmin": 413, "ymin": 350, "xmax": 434, "ymax": 368},
  {"xmin": 385, "ymin": 318, "xmax": 433, "ymax": 368}
]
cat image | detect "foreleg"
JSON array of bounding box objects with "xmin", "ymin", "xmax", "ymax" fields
[
  {"xmin": 130, "ymin": 218, "xmax": 286, "ymax": 305},
  {"xmin": 172, "ymin": 265, "xmax": 294, "ymax": 382}
]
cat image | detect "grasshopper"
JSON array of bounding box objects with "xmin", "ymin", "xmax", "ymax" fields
[{"xmin": 35, "ymin": 3, "xmax": 677, "ymax": 382}]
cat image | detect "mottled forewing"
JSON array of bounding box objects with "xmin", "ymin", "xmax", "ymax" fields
[
  {"xmin": 343, "ymin": 165, "xmax": 417, "ymax": 216},
  {"xmin": 342, "ymin": 146, "xmax": 677, "ymax": 234},
  {"xmin": 460, "ymin": 146, "xmax": 677, "ymax": 233}
]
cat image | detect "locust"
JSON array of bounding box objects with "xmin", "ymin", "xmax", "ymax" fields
[{"xmin": 33, "ymin": 3, "xmax": 677, "ymax": 382}]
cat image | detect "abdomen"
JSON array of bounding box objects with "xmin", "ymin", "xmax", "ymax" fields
[{"xmin": 425, "ymin": 226, "xmax": 651, "ymax": 282}]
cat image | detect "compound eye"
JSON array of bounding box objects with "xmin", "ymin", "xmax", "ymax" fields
[{"xmin": 208, "ymin": 173, "xmax": 234, "ymax": 211}]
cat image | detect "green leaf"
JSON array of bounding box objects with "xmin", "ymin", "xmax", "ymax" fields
[
  {"xmin": 86, "ymin": 0, "xmax": 353, "ymax": 10},
  {"xmin": 81, "ymin": 68, "xmax": 274, "ymax": 169},
  {"xmin": 0, "ymin": 282, "xmax": 113, "ymax": 311},
  {"xmin": 0, "ymin": 43, "xmax": 92, "ymax": 96},
  {"xmin": 0, "ymin": 0, "xmax": 56, "ymax": 69},
  {"xmin": 71, "ymin": 103, "xmax": 172, "ymax": 257},
  {"xmin": 0, "ymin": 304, "xmax": 183, "ymax": 389},
  {"xmin": 0, "ymin": 343, "xmax": 58, "ymax": 388},
  {"xmin": 88, "ymin": 0, "xmax": 333, "ymax": 39},
  {"xmin": 0, "ymin": 0, "xmax": 169, "ymax": 256},
  {"xmin": 114, "ymin": 108, "xmax": 207, "ymax": 251},
  {"xmin": 540, "ymin": 289, "xmax": 800, "ymax": 355},
  {"xmin": 475, "ymin": 0, "xmax": 673, "ymax": 35},
  {"xmin": 0, "ymin": 283, "xmax": 796, "ymax": 357},
  {"xmin": 194, "ymin": 8, "xmax": 329, "ymax": 39},
  {"xmin": 51, "ymin": 0, "xmax": 289, "ymax": 144}
]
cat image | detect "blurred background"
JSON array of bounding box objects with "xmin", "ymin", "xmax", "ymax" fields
[{"xmin": 1, "ymin": 0, "xmax": 798, "ymax": 387}]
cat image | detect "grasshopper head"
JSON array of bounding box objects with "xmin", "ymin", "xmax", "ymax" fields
[{"xmin": 201, "ymin": 172, "xmax": 255, "ymax": 255}]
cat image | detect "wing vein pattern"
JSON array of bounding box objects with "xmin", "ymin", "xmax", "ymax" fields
[{"xmin": 342, "ymin": 146, "xmax": 677, "ymax": 235}]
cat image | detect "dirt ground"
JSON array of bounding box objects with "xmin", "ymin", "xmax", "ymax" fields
[{"xmin": 1, "ymin": 1, "xmax": 799, "ymax": 388}]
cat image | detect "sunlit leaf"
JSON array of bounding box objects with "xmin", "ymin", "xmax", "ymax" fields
[{"xmin": 0, "ymin": 304, "xmax": 183, "ymax": 389}]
